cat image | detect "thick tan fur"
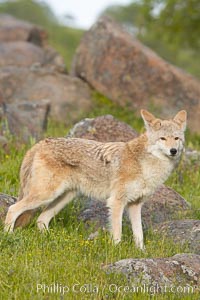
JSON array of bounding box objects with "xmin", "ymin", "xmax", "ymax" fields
[{"xmin": 5, "ymin": 110, "xmax": 187, "ymax": 249}]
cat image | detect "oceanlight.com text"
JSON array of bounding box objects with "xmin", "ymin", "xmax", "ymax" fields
[{"xmin": 36, "ymin": 282, "xmax": 199, "ymax": 295}]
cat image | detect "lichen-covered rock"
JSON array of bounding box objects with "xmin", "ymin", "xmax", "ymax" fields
[
  {"xmin": 0, "ymin": 14, "xmax": 66, "ymax": 73},
  {"xmin": 72, "ymin": 16, "xmax": 200, "ymax": 133},
  {"xmin": 154, "ymin": 220, "xmax": 200, "ymax": 254},
  {"xmin": 0, "ymin": 42, "xmax": 66, "ymax": 72},
  {"xmin": 68, "ymin": 114, "xmax": 138, "ymax": 142},
  {"xmin": 0, "ymin": 66, "xmax": 92, "ymax": 123},
  {"xmin": 0, "ymin": 14, "xmax": 47, "ymax": 45},
  {"xmin": 104, "ymin": 253, "xmax": 200, "ymax": 288},
  {"xmin": 0, "ymin": 14, "xmax": 91, "ymax": 130},
  {"xmin": 2, "ymin": 100, "xmax": 50, "ymax": 142},
  {"xmin": 0, "ymin": 42, "xmax": 45, "ymax": 68},
  {"xmin": 142, "ymin": 185, "xmax": 190, "ymax": 230}
]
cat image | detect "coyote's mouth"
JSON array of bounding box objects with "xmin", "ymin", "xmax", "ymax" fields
[{"xmin": 168, "ymin": 152, "xmax": 179, "ymax": 159}]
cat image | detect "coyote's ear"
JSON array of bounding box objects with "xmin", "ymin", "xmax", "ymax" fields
[
  {"xmin": 141, "ymin": 109, "xmax": 161, "ymax": 130},
  {"xmin": 174, "ymin": 110, "xmax": 187, "ymax": 131}
]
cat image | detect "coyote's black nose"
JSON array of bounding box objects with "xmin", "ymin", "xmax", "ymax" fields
[{"xmin": 170, "ymin": 148, "xmax": 177, "ymax": 156}]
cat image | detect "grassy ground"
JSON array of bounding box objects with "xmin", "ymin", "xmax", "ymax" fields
[{"xmin": 0, "ymin": 97, "xmax": 200, "ymax": 299}]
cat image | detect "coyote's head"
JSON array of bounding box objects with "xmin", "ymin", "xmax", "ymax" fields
[{"xmin": 141, "ymin": 109, "xmax": 187, "ymax": 160}]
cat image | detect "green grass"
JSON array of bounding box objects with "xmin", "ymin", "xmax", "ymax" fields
[
  {"xmin": 0, "ymin": 99, "xmax": 200, "ymax": 299},
  {"xmin": 0, "ymin": 220, "xmax": 198, "ymax": 300}
]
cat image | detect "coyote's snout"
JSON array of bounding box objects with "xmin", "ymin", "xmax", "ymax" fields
[{"xmin": 5, "ymin": 110, "xmax": 187, "ymax": 250}]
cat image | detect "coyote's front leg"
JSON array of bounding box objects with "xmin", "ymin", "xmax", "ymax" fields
[
  {"xmin": 127, "ymin": 201, "xmax": 144, "ymax": 250},
  {"xmin": 107, "ymin": 196, "xmax": 125, "ymax": 244}
]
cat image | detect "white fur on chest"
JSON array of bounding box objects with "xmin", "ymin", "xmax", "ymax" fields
[
  {"xmin": 125, "ymin": 155, "xmax": 175, "ymax": 202},
  {"xmin": 141, "ymin": 156, "xmax": 174, "ymax": 195}
]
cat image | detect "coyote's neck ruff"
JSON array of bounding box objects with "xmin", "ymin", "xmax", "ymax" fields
[{"xmin": 5, "ymin": 110, "xmax": 187, "ymax": 250}]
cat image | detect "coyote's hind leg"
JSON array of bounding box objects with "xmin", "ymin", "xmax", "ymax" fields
[
  {"xmin": 37, "ymin": 191, "xmax": 76, "ymax": 231},
  {"xmin": 4, "ymin": 186, "xmax": 67, "ymax": 232},
  {"xmin": 4, "ymin": 196, "xmax": 50, "ymax": 232}
]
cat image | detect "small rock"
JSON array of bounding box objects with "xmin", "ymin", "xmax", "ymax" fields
[
  {"xmin": 142, "ymin": 185, "xmax": 190, "ymax": 230},
  {"xmin": 68, "ymin": 114, "xmax": 138, "ymax": 142},
  {"xmin": 154, "ymin": 220, "xmax": 200, "ymax": 254},
  {"xmin": 2, "ymin": 99, "xmax": 50, "ymax": 142},
  {"xmin": 104, "ymin": 253, "xmax": 200, "ymax": 288},
  {"xmin": 0, "ymin": 135, "xmax": 8, "ymax": 146},
  {"xmin": 78, "ymin": 199, "xmax": 109, "ymax": 230},
  {"xmin": 184, "ymin": 148, "xmax": 200, "ymax": 164},
  {"xmin": 0, "ymin": 193, "xmax": 16, "ymax": 223},
  {"xmin": 88, "ymin": 231, "xmax": 99, "ymax": 240}
]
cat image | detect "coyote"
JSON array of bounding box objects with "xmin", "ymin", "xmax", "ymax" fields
[{"xmin": 5, "ymin": 110, "xmax": 187, "ymax": 249}]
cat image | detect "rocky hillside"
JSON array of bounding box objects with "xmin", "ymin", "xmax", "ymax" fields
[
  {"xmin": 0, "ymin": 15, "xmax": 200, "ymax": 145},
  {"xmin": 0, "ymin": 14, "xmax": 200, "ymax": 144},
  {"xmin": 0, "ymin": 14, "xmax": 92, "ymax": 142}
]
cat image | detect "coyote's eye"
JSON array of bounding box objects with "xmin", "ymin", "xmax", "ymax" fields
[
  {"xmin": 175, "ymin": 137, "xmax": 179, "ymax": 140},
  {"xmin": 160, "ymin": 137, "xmax": 166, "ymax": 141}
]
